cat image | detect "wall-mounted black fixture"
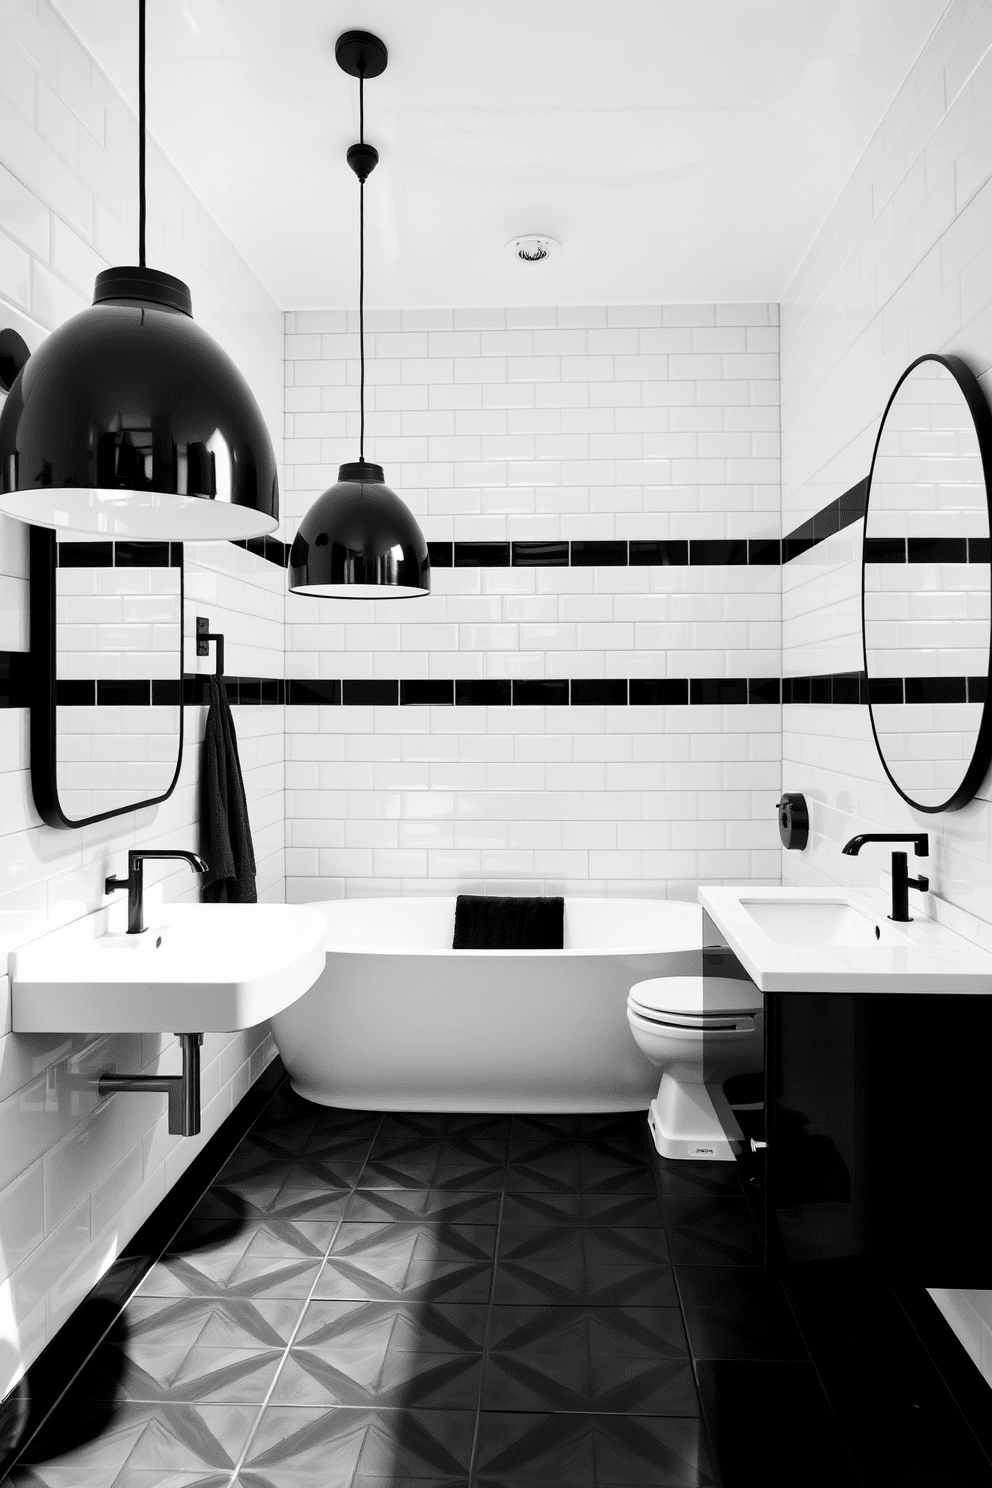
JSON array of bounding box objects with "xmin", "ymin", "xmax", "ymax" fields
[
  {"xmin": 288, "ymin": 30, "xmax": 428, "ymax": 599},
  {"xmin": 841, "ymin": 832, "xmax": 929, "ymax": 922},
  {"xmin": 105, "ymin": 848, "xmax": 209, "ymax": 935},
  {"xmin": 0, "ymin": 1, "xmax": 277, "ymax": 542},
  {"xmin": 99, "ymin": 1032, "xmax": 203, "ymax": 1136},
  {"xmin": 777, "ymin": 793, "xmax": 809, "ymax": 851},
  {"xmin": 0, "ymin": 328, "xmax": 30, "ymax": 393},
  {"xmin": 195, "ymin": 616, "xmax": 225, "ymax": 677}
]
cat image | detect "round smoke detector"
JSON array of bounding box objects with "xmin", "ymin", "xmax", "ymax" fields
[{"xmin": 505, "ymin": 235, "xmax": 562, "ymax": 264}]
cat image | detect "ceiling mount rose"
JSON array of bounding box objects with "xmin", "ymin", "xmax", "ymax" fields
[{"xmin": 334, "ymin": 29, "xmax": 388, "ymax": 79}]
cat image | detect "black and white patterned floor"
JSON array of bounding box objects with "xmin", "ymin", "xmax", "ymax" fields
[{"xmin": 4, "ymin": 1084, "xmax": 991, "ymax": 1486}]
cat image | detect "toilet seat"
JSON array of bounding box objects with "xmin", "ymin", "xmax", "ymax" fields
[{"xmin": 628, "ymin": 975, "xmax": 760, "ymax": 1032}]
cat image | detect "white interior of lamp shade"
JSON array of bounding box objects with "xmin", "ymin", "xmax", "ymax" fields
[
  {"xmin": 0, "ymin": 487, "xmax": 277, "ymax": 541},
  {"xmin": 291, "ymin": 582, "xmax": 429, "ymax": 599}
]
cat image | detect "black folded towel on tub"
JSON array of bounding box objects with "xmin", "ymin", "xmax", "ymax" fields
[{"xmin": 452, "ymin": 894, "xmax": 564, "ymax": 950}]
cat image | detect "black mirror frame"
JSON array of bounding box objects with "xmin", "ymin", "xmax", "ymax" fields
[
  {"xmin": 861, "ymin": 351, "xmax": 992, "ymax": 814},
  {"xmin": 29, "ymin": 526, "xmax": 185, "ymax": 829}
]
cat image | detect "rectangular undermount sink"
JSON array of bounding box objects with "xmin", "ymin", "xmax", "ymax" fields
[
  {"xmin": 739, "ymin": 898, "xmax": 906, "ymax": 947},
  {"xmin": 10, "ymin": 902, "xmax": 327, "ymax": 1033},
  {"xmin": 700, "ymin": 886, "xmax": 992, "ymax": 993}
]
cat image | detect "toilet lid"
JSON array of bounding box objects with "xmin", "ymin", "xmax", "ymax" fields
[{"xmin": 628, "ymin": 975, "xmax": 762, "ymax": 1017}]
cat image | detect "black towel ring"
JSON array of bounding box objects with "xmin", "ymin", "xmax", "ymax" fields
[{"xmin": 195, "ymin": 615, "xmax": 225, "ymax": 677}]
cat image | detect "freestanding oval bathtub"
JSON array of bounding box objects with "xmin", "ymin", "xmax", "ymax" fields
[{"xmin": 270, "ymin": 897, "xmax": 703, "ymax": 1113}]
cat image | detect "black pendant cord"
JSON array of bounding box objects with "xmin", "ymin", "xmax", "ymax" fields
[
  {"xmin": 138, "ymin": 0, "xmax": 146, "ymax": 267},
  {"xmin": 358, "ymin": 71, "xmax": 365, "ymax": 463}
]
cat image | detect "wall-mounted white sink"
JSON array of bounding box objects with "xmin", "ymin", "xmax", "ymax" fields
[
  {"xmin": 10, "ymin": 903, "xmax": 327, "ymax": 1033},
  {"xmin": 739, "ymin": 898, "xmax": 908, "ymax": 947},
  {"xmin": 700, "ymin": 887, "xmax": 992, "ymax": 993}
]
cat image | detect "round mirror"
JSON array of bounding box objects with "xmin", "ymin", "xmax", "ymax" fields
[{"xmin": 862, "ymin": 353, "xmax": 992, "ymax": 812}]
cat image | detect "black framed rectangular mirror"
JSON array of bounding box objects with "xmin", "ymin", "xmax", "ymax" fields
[{"xmin": 29, "ymin": 527, "xmax": 185, "ymax": 828}]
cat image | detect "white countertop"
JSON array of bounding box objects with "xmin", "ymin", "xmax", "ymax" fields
[{"xmin": 698, "ymin": 886, "xmax": 992, "ymax": 994}]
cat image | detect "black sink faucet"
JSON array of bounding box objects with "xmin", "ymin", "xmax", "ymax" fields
[
  {"xmin": 841, "ymin": 833, "xmax": 929, "ymax": 922},
  {"xmin": 106, "ymin": 850, "xmax": 209, "ymax": 934}
]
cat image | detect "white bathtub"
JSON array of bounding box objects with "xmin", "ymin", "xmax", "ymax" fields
[{"xmin": 270, "ymin": 896, "xmax": 703, "ymax": 1113}]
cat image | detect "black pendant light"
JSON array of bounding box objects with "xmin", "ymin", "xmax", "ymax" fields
[
  {"xmin": 0, "ymin": 1, "xmax": 278, "ymax": 542},
  {"xmin": 288, "ymin": 31, "xmax": 429, "ymax": 599}
]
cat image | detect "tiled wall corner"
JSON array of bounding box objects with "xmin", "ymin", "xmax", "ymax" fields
[
  {"xmin": 780, "ymin": 0, "xmax": 992, "ymax": 1384},
  {"xmin": 0, "ymin": 0, "xmax": 285, "ymax": 1397}
]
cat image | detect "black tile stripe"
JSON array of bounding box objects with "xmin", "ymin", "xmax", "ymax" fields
[
  {"xmin": 782, "ymin": 672, "xmax": 986, "ymax": 705},
  {"xmin": 5, "ymin": 660, "xmax": 984, "ymax": 708},
  {"xmin": 513, "ymin": 541, "xmax": 569, "ymax": 566},
  {"xmin": 866, "ymin": 536, "xmax": 986, "ymax": 563},
  {"xmin": 56, "ymin": 541, "xmax": 182, "ymax": 568}
]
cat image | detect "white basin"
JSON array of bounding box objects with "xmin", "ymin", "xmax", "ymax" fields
[
  {"xmin": 739, "ymin": 898, "xmax": 906, "ymax": 947},
  {"xmin": 700, "ymin": 886, "xmax": 992, "ymax": 993},
  {"xmin": 10, "ymin": 902, "xmax": 328, "ymax": 1033}
]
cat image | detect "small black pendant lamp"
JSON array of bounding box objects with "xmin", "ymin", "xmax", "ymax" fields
[
  {"xmin": 288, "ymin": 31, "xmax": 429, "ymax": 599},
  {"xmin": 0, "ymin": 0, "xmax": 278, "ymax": 542}
]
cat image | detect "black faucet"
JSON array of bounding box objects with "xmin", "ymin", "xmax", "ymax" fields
[
  {"xmin": 841, "ymin": 833, "xmax": 929, "ymax": 922},
  {"xmin": 106, "ymin": 850, "xmax": 209, "ymax": 934}
]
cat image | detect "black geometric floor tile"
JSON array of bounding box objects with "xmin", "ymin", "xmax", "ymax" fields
[
  {"xmin": 15, "ymin": 1401, "xmax": 257, "ymax": 1480},
  {"xmin": 5, "ymin": 1472, "xmax": 229, "ymax": 1487},
  {"xmin": 661, "ymin": 1200, "xmax": 762, "ymax": 1267},
  {"xmin": 237, "ymin": 1405, "xmax": 474, "ymax": 1486},
  {"xmin": 125, "ymin": 1294, "xmax": 301, "ymax": 1356},
  {"xmin": 212, "ymin": 1143, "xmax": 366, "ymax": 1199},
  {"xmin": 207, "ymin": 1173, "xmax": 355, "ymax": 1223},
  {"xmin": 676, "ymin": 1266, "xmax": 808, "ymax": 1362},
  {"xmin": 359, "ymin": 1139, "xmax": 507, "ymax": 1193},
  {"xmin": 169, "ymin": 1212, "xmax": 335, "ymax": 1263},
  {"xmin": 493, "ymin": 1227, "xmax": 676, "ymax": 1307},
  {"xmin": 694, "ymin": 1361, "xmax": 862, "ymax": 1486},
  {"xmin": 501, "ymin": 1192, "xmax": 665, "ymax": 1227},
  {"xmin": 343, "ymin": 1189, "xmax": 501, "ymax": 1224},
  {"xmin": 269, "ymin": 1300, "xmax": 486, "ymax": 1410},
  {"xmin": 507, "ymin": 1114, "xmax": 650, "ymax": 1166},
  {"xmin": 316, "ymin": 1223, "xmax": 497, "ymax": 1303},
  {"xmin": 138, "ymin": 1227, "xmax": 325, "ymax": 1300},
  {"xmin": 651, "ymin": 1157, "xmax": 745, "ymax": 1202},
  {"xmin": 482, "ymin": 1306, "xmax": 698, "ymax": 1415},
  {"xmin": 373, "ymin": 1114, "xmax": 510, "ymax": 1144},
  {"xmin": 187, "ymin": 1183, "xmax": 351, "ymax": 1234},
  {"xmin": 246, "ymin": 1091, "xmax": 382, "ymax": 1156},
  {"xmin": 505, "ymin": 1151, "xmax": 656, "ymax": 1195},
  {"xmin": 472, "ymin": 1411, "xmax": 716, "ymax": 1486},
  {"xmin": 86, "ymin": 1340, "xmax": 282, "ymax": 1406}
]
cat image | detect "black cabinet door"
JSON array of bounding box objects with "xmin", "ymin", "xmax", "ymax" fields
[{"xmin": 766, "ymin": 992, "xmax": 992, "ymax": 1282}]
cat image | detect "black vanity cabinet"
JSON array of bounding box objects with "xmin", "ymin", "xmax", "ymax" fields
[
  {"xmin": 765, "ymin": 990, "xmax": 992, "ymax": 1281},
  {"xmin": 702, "ymin": 912, "xmax": 992, "ymax": 1281}
]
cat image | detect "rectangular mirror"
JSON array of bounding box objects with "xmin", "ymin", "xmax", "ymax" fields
[{"xmin": 30, "ymin": 528, "xmax": 185, "ymax": 828}]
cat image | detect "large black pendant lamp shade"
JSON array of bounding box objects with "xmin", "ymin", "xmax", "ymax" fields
[
  {"xmin": 0, "ymin": 2, "xmax": 277, "ymax": 542},
  {"xmin": 289, "ymin": 31, "xmax": 428, "ymax": 599}
]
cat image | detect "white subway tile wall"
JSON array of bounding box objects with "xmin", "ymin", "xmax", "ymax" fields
[
  {"xmin": 0, "ymin": 0, "xmax": 285, "ymax": 1396},
  {"xmin": 282, "ymin": 302, "xmax": 783, "ymax": 902},
  {"xmin": 780, "ymin": 0, "xmax": 992, "ymax": 1385}
]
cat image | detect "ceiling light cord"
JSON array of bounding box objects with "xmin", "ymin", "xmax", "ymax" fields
[
  {"xmin": 138, "ymin": 0, "xmax": 146, "ymax": 268},
  {"xmin": 358, "ymin": 70, "xmax": 365, "ymax": 463}
]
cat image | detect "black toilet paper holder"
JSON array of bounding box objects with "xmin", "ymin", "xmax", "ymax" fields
[{"xmin": 777, "ymin": 793, "xmax": 809, "ymax": 851}]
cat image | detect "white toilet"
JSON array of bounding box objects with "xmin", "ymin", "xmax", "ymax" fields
[{"xmin": 627, "ymin": 975, "xmax": 763, "ymax": 1161}]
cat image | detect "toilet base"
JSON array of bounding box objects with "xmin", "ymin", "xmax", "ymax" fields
[{"xmin": 646, "ymin": 1072, "xmax": 742, "ymax": 1162}]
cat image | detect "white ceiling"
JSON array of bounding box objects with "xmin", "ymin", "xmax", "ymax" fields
[{"xmin": 54, "ymin": 0, "xmax": 949, "ymax": 309}]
